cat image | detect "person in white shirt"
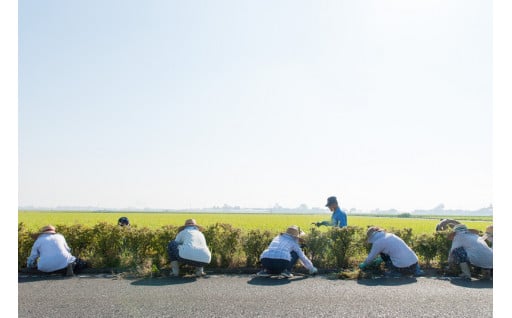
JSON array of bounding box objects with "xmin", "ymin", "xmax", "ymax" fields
[
  {"xmin": 448, "ymin": 224, "xmax": 493, "ymax": 280},
  {"xmin": 167, "ymin": 219, "xmax": 211, "ymax": 277},
  {"xmin": 257, "ymin": 225, "xmax": 318, "ymax": 278},
  {"xmin": 26, "ymin": 225, "xmax": 77, "ymax": 276},
  {"xmin": 359, "ymin": 226, "xmax": 424, "ymax": 277}
]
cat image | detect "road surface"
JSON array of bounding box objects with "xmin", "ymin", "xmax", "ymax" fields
[{"xmin": 19, "ymin": 273, "xmax": 493, "ymax": 317}]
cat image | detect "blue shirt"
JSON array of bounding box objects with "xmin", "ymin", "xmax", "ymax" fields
[{"xmin": 331, "ymin": 207, "xmax": 347, "ymax": 227}]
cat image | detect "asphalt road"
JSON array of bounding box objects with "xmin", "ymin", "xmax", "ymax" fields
[{"xmin": 18, "ymin": 273, "xmax": 493, "ymax": 318}]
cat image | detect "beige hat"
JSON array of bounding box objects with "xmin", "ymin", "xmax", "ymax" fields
[
  {"xmin": 31, "ymin": 225, "xmax": 56, "ymax": 239},
  {"xmin": 40, "ymin": 225, "xmax": 56, "ymax": 234},
  {"xmin": 366, "ymin": 226, "xmax": 384, "ymax": 242},
  {"xmin": 178, "ymin": 219, "xmax": 204, "ymax": 232},
  {"xmin": 482, "ymin": 225, "xmax": 493, "ymax": 241},
  {"xmin": 285, "ymin": 225, "xmax": 305, "ymax": 238}
]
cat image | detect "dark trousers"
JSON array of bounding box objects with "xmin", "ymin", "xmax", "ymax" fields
[
  {"xmin": 450, "ymin": 247, "xmax": 469, "ymax": 264},
  {"xmin": 380, "ymin": 253, "xmax": 417, "ymax": 275},
  {"xmin": 167, "ymin": 240, "xmax": 208, "ymax": 267},
  {"xmin": 261, "ymin": 251, "xmax": 299, "ymax": 274},
  {"xmin": 29, "ymin": 257, "xmax": 88, "ymax": 275}
]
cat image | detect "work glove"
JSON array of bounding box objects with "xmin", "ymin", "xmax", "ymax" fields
[
  {"xmin": 358, "ymin": 262, "xmax": 367, "ymax": 270},
  {"xmin": 372, "ymin": 256, "xmax": 383, "ymax": 266},
  {"xmin": 309, "ymin": 267, "xmax": 318, "ymax": 275}
]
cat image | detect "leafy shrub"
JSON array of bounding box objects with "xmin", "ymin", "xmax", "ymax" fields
[
  {"xmin": 327, "ymin": 226, "xmax": 365, "ymax": 268},
  {"xmin": 433, "ymin": 230, "xmax": 453, "ymax": 265},
  {"xmin": 413, "ymin": 234, "xmax": 438, "ymax": 266},
  {"xmin": 242, "ymin": 229, "xmax": 275, "ymax": 267},
  {"xmin": 203, "ymin": 223, "xmax": 244, "ymax": 268},
  {"xmin": 18, "ymin": 223, "xmax": 34, "ymax": 270},
  {"xmin": 389, "ymin": 228, "xmax": 414, "ymax": 247},
  {"xmin": 303, "ymin": 227, "xmax": 334, "ymax": 268},
  {"xmin": 88, "ymin": 222, "xmax": 125, "ymax": 268},
  {"xmin": 18, "ymin": 222, "xmax": 460, "ymax": 274},
  {"xmin": 57, "ymin": 224, "xmax": 95, "ymax": 260}
]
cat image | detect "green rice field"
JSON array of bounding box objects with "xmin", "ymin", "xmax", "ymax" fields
[{"xmin": 18, "ymin": 211, "xmax": 493, "ymax": 235}]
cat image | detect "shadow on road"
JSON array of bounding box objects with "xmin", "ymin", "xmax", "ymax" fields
[
  {"xmin": 131, "ymin": 277, "xmax": 198, "ymax": 286},
  {"xmin": 246, "ymin": 275, "xmax": 308, "ymax": 286},
  {"xmin": 356, "ymin": 277, "xmax": 417, "ymax": 286},
  {"xmin": 437, "ymin": 277, "xmax": 493, "ymax": 289},
  {"xmin": 18, "ymin": 275, "xmax": 73, "ymax": 284}
]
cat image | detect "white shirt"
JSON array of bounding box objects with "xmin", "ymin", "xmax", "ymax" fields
[
  {"xmin": 175, "ymin": 227, "xmax": 212, "ymax": 264},
  {"xmin": 365, "ymin": 232, "xmax": 418, "ymax": 268},
  {"xmin": 450, "ymin": 232, "xmax": 493, "ymax": 269},
  {"xmin": 27, "ymin": 233, "xmax": 76, "ymax": 272}
]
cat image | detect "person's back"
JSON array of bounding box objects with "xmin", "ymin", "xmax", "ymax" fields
[
  {"xmin": 176, "ymin": 227, "xmax": 211, "ymax": 264},
  {"xmin": 452, "ymin": 232, "xmax": 493, "ymax": 268},
  {"xmin": 261, "ymin": 234, "xmax": 296, "ymax": 260},
  {"xmin": 373, "ymin": 232, "xmax": 418, "ymax": 268},
  {"xmin": 31, "ymin": 233, "xmax": 75, "ymax": 272},
  {"xmin": 258, "ymin": 226, "xmax": 317, "ymax": 277}
]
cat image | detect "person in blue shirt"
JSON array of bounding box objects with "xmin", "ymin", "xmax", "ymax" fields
[{"xmin": 313, "ymin": 196, "xmax": 347, "ymax": 227}]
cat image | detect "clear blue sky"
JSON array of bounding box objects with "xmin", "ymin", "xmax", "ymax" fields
[{"xmin": 18, "ymin": 0, "xmax": 492, "ymax": 211}]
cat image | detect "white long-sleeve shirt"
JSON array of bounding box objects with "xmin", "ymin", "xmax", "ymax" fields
[
  {"xmin": 364, "ymin": 232, "xmax": 418, "ymax": 268},
  {"xmin": 175, "ymin": 227, "xmax": 212, "ymax": 264},
  {"xmin": 450, "ymin": 232, "xmax": 493, "ymax": 269},
  {"xmin": 26, "ymin": 233, "xmax": 76, "ymax": 272},
  {"xmin": 260, "ymin": 234, "xmax": 315, "ymax": 271}
]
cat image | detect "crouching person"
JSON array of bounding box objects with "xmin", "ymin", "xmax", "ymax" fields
[
  {"xmin": 26, "ymin": 225, "xmax": 86, "ymax": 276},
  {"xmin": 448, "ymin": 224, "xmax": 493, "ymax": 280},
  {"xmin": 257, "ymin": 225, "xmax": 318, "ymax": 278},
  {"xmin": 167, "ymin": 219, "xmax": 211, "ymax": 277},
  {"xmin": 359, "ymin": 227, "xmax": 424, "ymax": 277}
]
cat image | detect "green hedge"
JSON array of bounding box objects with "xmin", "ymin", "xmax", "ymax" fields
[{"xmin": 18, "ymin": 222, "xmax": 460, "ymax": 274}]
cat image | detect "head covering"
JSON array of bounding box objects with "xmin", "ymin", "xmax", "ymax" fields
[
  {"xmin": 482, "ymin": 225, "xmax": 493, "ymax": 241},
  {"xmin": 178, "ymin": 219, "xmax": 204, "ymax": 232},
  {"xmin": 40, "ymin": 225, "xmax": 56, "ymax": 234},
  {"xmin": 284, "ymin": 225, "xmax": 305, "ymax": 238},
  {"xmin": 435, "ymin": 219, "xmax": 460, "ymax": 232},
  {"xmin": 118, "ymin": 217, "xmax": 130, "ymax": 226},
  {"xmin": 447, "ymin": 223, "xmax": 480, "ymax": 240},
  {"xmin": 366, "ymin": 226, "xmax": 384, "ymax": 242},
  {"xmin": 325, "ymin": 196, "xmax": 338, "ymax": 207},
  {"xmin": 32, "ymin": 225, "xmax": 56, "ymax": 239}
]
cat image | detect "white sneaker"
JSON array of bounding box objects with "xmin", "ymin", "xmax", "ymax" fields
[
  {"xmin": 280, "ymin": 270, "xmax": 294, "ymax": 278},
  {"xmin": 256, "ymin": 270, "xmax": 271, "ymax": 277}
]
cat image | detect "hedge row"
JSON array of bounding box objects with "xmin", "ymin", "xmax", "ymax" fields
[{"xmin": 18, "ymin": 222, "xmax": 455, "ymax": 275}]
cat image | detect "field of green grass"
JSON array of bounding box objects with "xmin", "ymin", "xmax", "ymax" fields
[{"xmin": 18, "ymin": 211, "xmax": 493, "ymax": 235}]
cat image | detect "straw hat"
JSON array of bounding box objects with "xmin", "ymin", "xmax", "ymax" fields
[
  {"xmin": 31, "ymin": 225, "xmax": 56, "ymax": 239},
  {"xmin": 285, "ymin": 225, "xmax": 305, "ymax": 238},
  {"xmin": 482, "ymin": 225, "xmax": 493, "ymax": 241},
  {"xmin": 366, "ymin": 226, "xmax": 384, "ymax": 242},
  {"xmin": 40, "ymin": 225, "xmax": 56, "ymax": 234},
  {"xmin": 178, "ymin": 219, "xmax": 204, "ymax": 232},
  {"xmin": 447, "ymin": 224, "xmax": 480, "ymax": 240}
]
